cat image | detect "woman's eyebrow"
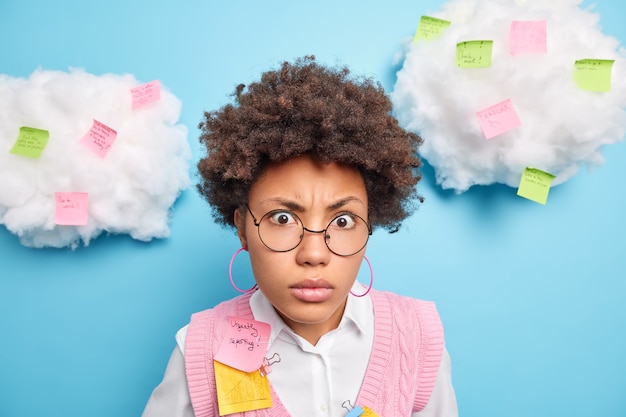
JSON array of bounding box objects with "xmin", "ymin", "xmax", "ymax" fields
[
  {"xmin": 258, "ymin": 196, "xmax": 365, "ymax": 212},
  {"xmin": 327, "ymin": 197, "xmax": 365, "ymax": 211}
]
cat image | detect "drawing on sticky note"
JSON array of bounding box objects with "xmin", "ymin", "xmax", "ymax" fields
[{"xmin": 214, "ymin": 360, "xmax": 272, "ymax": 415}]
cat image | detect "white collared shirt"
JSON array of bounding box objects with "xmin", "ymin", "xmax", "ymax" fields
[{"xmin": 142, "ymin": 284, "xmax": 458, "ymax": 417}]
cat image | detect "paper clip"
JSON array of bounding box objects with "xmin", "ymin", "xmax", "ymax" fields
[
  {"xmin": 259, "ymin": 353, "xmax": 281, "ymax": 377},
  {"xmin": 342, "ymin": 400, "xmax": 363, "ymax": 416}
]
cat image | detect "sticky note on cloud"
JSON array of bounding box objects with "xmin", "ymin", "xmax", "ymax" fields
[
  {"xmin": 574, "ymin": 59, "xmax": 614, "ymax": 92},
  {"xmin": 131, "ymin": 80, "xmax": 161, "ymax": 110},
  {"xmin": 517, "ymin": 168, "xmax": 556, "ymax": 205},
  {"xmin": 54, "ymin": 192, "xmax": 89, "ymax": 226},
  {"xmin": 510, "ymin": 20, "xmax": 547, "ymax": 55},
  {"xmin": 9, "ymin": 127, "xmax": 49, "ymax": 159},
  {"xmin": 476, "ymin": 99, "xmax": 522, "ymax": 139},
  {"xmin": 456, "ymin": 40, "xmax": 493, "ymax": 68},
  {"xmin": 414, "ymin": 16, "xmax": 451, "ymax": 42},
  {"xmin": 80, "ymin": 119, "xmax": 117, "ymax": 158}
]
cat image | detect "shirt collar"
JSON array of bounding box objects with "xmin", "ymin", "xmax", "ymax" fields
[{"xmin": 249, "ymin": 280, "xmax": 373, "ymax": 345}]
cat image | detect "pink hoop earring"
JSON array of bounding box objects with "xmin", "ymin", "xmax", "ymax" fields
[
  {"xmin": 350, "ymin": 255, "xmax": 374, "ymax": 297},
  {"xmin": 229, "ymin": 247, "xmax": 258, "ymax": 293}
]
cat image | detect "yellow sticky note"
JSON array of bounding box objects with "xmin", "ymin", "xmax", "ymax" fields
[
  {"xmin": 361, "ymin": 405, "xmax": 380, "ymax": 416},
  {"xmin": 574, "ymin": 59, "xmax": 614, "ymax": 92},
  {"xmin": 214, "ymin": 360, "xmax": 272, "ymax": 415},
  {"xmin": 9, "ymin": 127, "xmax": 50, "ymax": 158},
  {"xmin": 517, "ymin": 167, "xmax": 556, "ymax": 205},
  {"xmin": 413, "ymin": 16, "xmax": 451, "ymax": 42},
  {"xmin": 456, "ymin": 40, "xmax": 493, "ymax": 68}
]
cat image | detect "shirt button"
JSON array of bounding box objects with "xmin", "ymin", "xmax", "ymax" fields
[{"xmin": 320, "ymin": 403, "xmax": 328, "ymax": 413}]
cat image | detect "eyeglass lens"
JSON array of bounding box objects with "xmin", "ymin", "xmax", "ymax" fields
[{"xmin": 256, "ymin": 210, "xmax": 370, "ymax": 256}]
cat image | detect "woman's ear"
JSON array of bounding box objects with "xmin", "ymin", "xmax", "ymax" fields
[{"xmin": 234, "ymin": 208, "xmax": 248, "ymax": 250}]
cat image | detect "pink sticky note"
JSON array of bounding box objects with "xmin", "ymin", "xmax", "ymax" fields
[
  {"xmin": 510, "ymin": 20, "xmax": 547, "ymax": 55},
  {"xmin": 131, "ymin": 80, "xmax": 161, "ymax": 110},
  {"xmin": 214, "ymin": 316, "xmax": 271, "ymax": 373},
  {"xmin": 476, "ymin": 99, "xmax": 522, "ymax": 140},
  {"xmin": 54, "ymin": 192, "xmax": 89, "ymax": 226},
  {"xmin": 80, "ymin": 119, "xmax": 117, "ymax": 158}
]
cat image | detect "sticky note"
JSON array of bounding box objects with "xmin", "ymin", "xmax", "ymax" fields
[
  {"xmin": 80, "ymin": 119, "xmax": 117, "ymax": 158},
  {"xmin": 361, "ymin": 406, "xmax": 380, "ymax": 416},
  {"xmin": 214, "ymin": 360, "xmax": 272, "ymax": 415},
  {"xmin": 574, "ymin": 59, "xmax": 614, "ymax": 92},
  {"xmin": 9, "ymin": 127, "xmax": 50, "ymax": 158},
  {"xmin": 456, "ymin": 40, "xmax": 493, "ymax": 68},
  {"xmin": 214, "ymin": 317, "xmax": 271, "ymax": 373},
  {"xmin": 346, "ymin": 405, "xmax": 364, "ymax": 417},
  {"xmin": 54, "ymin": 192, "xmax": 89, "ymax": 226},
  {"xmin": 516, "ymin": 168, "xmax": 556, "ymax": 205},
  {"xmin": 476, "ymin": 99, "xmax": 522, "ymax": 139},
  {"xmin": 413, "ymin": 16, "xmax": 451, "ymax": 42},
  {"xmin": 131, "ymin": 80, "xmax": 161, "ymax": 109},
  {"xmin": 510, "ymin": 20, "xmax": 547, "ymax": 55}
]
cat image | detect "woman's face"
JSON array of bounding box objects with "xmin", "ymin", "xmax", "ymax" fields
[{"xmin": 235, "ymin": 155, "xmax": 369, "ymax": 345}]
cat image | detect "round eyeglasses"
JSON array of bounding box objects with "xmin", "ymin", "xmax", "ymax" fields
[{"xmin": 246, "ymin": 206, "xmax": 372, "ymax": 257}]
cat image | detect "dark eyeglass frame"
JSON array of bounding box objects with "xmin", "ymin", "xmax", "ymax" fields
[{"xmin": 246, "ymin": 205, "xmax": 372, "ymax": 257}]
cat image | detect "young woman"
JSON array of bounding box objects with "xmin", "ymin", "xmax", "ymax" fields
[{"xmin": 143, "ymin": 56, "xmax": 457, "ymax": 417}]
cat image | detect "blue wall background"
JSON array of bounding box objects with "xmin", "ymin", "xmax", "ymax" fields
[{"xmin": 1, "ymin": 1, "xmax": 625, "ymax": 416}]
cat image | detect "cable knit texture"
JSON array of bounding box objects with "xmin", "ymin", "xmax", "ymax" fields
[{"xmin": 185, "ymin": 290, "xmax": 444, "ymax": 417}]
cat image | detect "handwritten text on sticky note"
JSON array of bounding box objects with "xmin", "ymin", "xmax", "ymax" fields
[
  {"xmin": 517, "ymin": 168, "xmax": 556, "ymax": 205},
  {"xmin": 54, "ymin": 192, "xmax": 89, "ymax": 226},
  {"xmin": 214, "ymin": 317, "xmax": 271, "ymax": 373},
  {"xmin": 476, "ymin": 99, "xmax": 522, "ymax": 139},
  {"xmin": 456, "ymin": 40, "xmax": 493, "ymax": 68},
  {"xmin": 214, "ymin": 360, "xmax": 272, "ymax": 415},
  {"xmin": 10, "ymin": 127, "xmax": 50, "ymax": 159},
  {"xmin": 510, "ymin": 20, "xmax": 547, "ymax": 55},
  {"xmin": 80, "ymin": 120, "xmax": 117, "ymax": 158},
  {"xmin": 131, "ymin": 80, "xmax": 161, "ymax": 110},
  {"xmin": 414, "ymin": 16, "xmax": 451, "ymax": 42},
  {"xmin": 574, "ymin": 59, "xmax": 614, "ymax": 92}
]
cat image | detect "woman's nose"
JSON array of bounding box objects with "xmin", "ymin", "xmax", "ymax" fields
[{"xmin": 296, "ymin": 228, "xmax": 331, "ymax": 265}]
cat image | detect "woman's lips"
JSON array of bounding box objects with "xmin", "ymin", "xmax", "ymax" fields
[{"xmin": 290, "ymin": 279, "xmax": 334, "ymax": 302}]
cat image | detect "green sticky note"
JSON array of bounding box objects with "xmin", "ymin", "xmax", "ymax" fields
[
  {"xmin": 574, "ymin": 59, "xmax": 614, "ymax": 92},
  {"xmin": 517, "ymin": 167, "xmax": 556, "ymax": 205},
  {"xmin": 456, "ymin": 40, "xmax": 493, "ymax": 68},
  {"xmin": 9, "ymin": 126, "xmax": 50, "ymax": 158},
  {"xmin": 413, "ymin": 16, "xmax": 451, "ymax": 42}
]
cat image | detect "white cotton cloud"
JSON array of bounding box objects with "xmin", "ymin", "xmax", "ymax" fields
[
  {"xmin": 0, "ymin": 69, "xmax": 190, "ymax": 248},
  {"xmin": 391, "ymin": 0, "xmax": 626, "ymax": 193}
]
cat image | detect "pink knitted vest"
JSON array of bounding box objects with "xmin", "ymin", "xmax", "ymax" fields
[{"xmin": 184, "ymin": 289, "xmax": 444, "ymax": 417}]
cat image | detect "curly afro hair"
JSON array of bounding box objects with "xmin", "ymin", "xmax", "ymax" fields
[{"xmin": 197, "ymin": 56, "xmax": 424, "ymax": 232}]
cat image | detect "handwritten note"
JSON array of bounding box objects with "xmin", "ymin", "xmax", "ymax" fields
[
  {"xmin": 574, "ymin": 59, "xmax": 614, "ymax": 92},
  {"xmin": 510, "ymin": 20, "xmax": 547, "ymax": 55},
  {"xmin": 516, "ymin": 167, "xmax": 556, "ymax": 205},
  {"xmin": 214, "ymin": 360, "xmax": 272, "ymax": 415},
  {"xmin": 214, "ymin": 316, "xmax": 271, "ymax": 373},
  {"xmin": 54, "ymin": 192, "xmax": 89, "ymax": 226},
  {"xmin": 80, "ymin": 120, "xmax": 117, "ymax": 158},
  {"xmin": 456, "ymin": 40, "xmax": 493, "ymax": 68},
  {"xmin": 9, "ymin": 127, "xmax": 50, "ymax": 159},
  {"xmin": 413, "ymin": 16, "xmax": 451, "ymax": 42},
  {"xmin": 476, "ymin": 99, "xmax": 522, "ymax": 139},
  {"xmin": 131, "ymin": 80, "xmax": 161, "ymax": 110}
]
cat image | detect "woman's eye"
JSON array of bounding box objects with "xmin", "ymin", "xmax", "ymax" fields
[
  {"xmin": 269, "ymin": 211, "xmax": 297, "ymax": 225},
  {"xmin": 332, "ymin": 214, "xmax": 356, "ymax": 229}
]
